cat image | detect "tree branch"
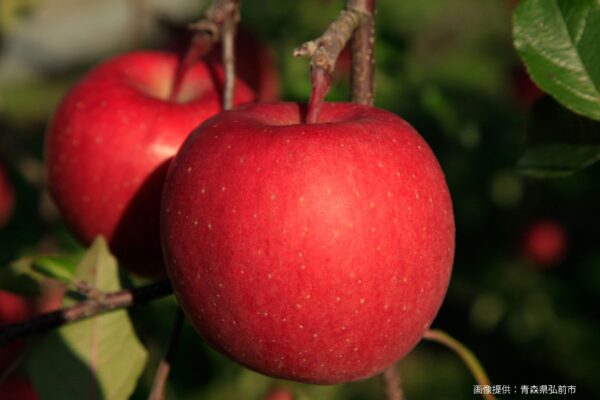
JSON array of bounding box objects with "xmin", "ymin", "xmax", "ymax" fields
[
  {"xmin": 0, "ymin": 280, "xmax": 173, "ymax": 346},
  {"xmin": 348, "ymin": 0, "xmax": 376, "ymax": 105},
  {"xmin": 293, "ymin": 5, "xmax": 369, "ymax": 123},
  {"xmin": 169, "ymin": 0, "xmax": 241, "ymax": 102}
]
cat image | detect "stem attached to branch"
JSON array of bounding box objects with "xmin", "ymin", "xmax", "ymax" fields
[
  {"xmin": 0, "ymin": 280, "xmax": 173, "ymax": 347},
  {"xmin": 293, "ymin": 6, "xmax": 369, "ymax": 123},
  {"xmin": 423, "ymin": 329, "xmax": 496, "ymax": 400},
  {"xmin": 148, "ymin": 307, "xmax": 185, "ymax": 400},
  {"xmin": 221, "ymin": 0, "xmax": 240, "ymax": 111},
  {"xmin": 168, "ymin": 0, "xmax": 241, "ymax": 103}
]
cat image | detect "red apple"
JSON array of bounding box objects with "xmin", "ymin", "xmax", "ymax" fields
[
  {"xmin": 521, "ymin": 219, "xmax": 567, "ymax": 267},
  {"xmin": 0, "ymin": 164, "xmax": 15, "ymax": 228},
  {"xmin": 263, "ymin": 388, "xmax": 294, "ymax": 400},
  {"xmin": 161, "ymin": 102, "xmax": 455, "ymax": 383},
  {"xmin": 0, "ymin": 291, "xmax": 33, "ymax": 374},
  {"xmin": 45, "ymin": 51, "xmax": 254, "ymax": 277},
  {"xmin": 0, "ymin": 375, "xmax": 38, "ymax": 400}
]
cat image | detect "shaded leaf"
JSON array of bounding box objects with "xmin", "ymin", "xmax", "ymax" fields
[
  {"xmin": 27, "ymin": 237, "xmax": 148, "ymax": 400},
  {"xmin": 31, "ymin": 255, "xmax": 76, "ymax": 284},
  {"xmin": 517, "ymin": 97, "xmax": 600, "ymax": 177},
  {"xmin": 513, "ymin": 0, "xmax": 600, "ymax": 121},
  {"xmin": 0, "ymin": 257, "xmax": 45, "ymax": 297}
]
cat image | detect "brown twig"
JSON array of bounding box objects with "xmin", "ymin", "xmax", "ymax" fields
[
  {"xmin": 148, "ymin": 307, "xmax": 185, "ymax": 400},
  {"xmin": 348, "ymin": 0, "xmax": 376, "ymax": 105},
  {"xmin": 293, "ymin": 5, "xmax": 369, "ymax": 123},
  {"xmin": 0, "ymin": 280, "xmax": 173, "ymax": 346},
  {"xmin": 221, "ymin": 0, "xmax": 240, "ymax": 110},
  {"xmin": 169, "ymin": 0, "xmax": 241, "ymax": 102}
]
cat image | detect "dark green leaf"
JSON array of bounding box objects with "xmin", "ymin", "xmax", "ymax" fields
[
  {"xmin": 27, "ymin": 237, "xmax": 148, "ymax": 400},
  {"xmin": 517, "ymin": 97, "xmax": 600, "ymax": 177},
  {"xmin": 0, "ymin": 257, "xmax": 45, "ymax": 297},
  {"xmin": 514, "ymin": 0, "xmax": 600, "ymax": 121}
]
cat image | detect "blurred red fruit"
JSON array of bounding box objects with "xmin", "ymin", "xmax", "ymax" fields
[
  {"xmin": 0, "ymin": 291, "xmax": 33, "ymax": 373},
  {"xmin": 0, "ymin": 376, "xmax": 38, "ymax": 400},
  {"xmin": 0, "ymin": 165, "xmax": 15, "ymax": 228},
  {"xmin": 522, "ymin": 219, "xmax": 567, "ymax": 267},
  {"xmin": 264, "ymin": 388, "xmax": 294, "ymax": 400},
  {"xmin": 511, "ymin": 65, "xmax": 544, "ymax": 108}
]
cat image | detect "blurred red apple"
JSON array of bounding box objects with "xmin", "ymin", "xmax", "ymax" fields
[
  {"xmin": 264, "ymin": 388, "xmax": 294, "ymax": 400},
  {"xmin": 0, "ymin": 165, "xmax": 15, "ymax": 228},
  {"xmin": 0, "ymin": 291, "xmax": 33, "ymax": 373},
  {"xmin": 162, "ymin": 102, "xmax": 454, "ymax": 383},
  {"xmin": 0, "ymin": 375, "xmax": 38, "ymax": 400},
  {"xmin": 45, "ymin": 51, "xmax": 254, "ymax": 277},
  {"xmin": 511, "ymin": 65, "xmax": 544, "ymax": 108},
  {"xmin": 521, "ymin": 219, "xmax": 567, "ymax": 267}
]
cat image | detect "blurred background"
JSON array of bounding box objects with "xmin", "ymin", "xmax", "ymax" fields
[{"xmin": 0, "ymin": 0, "xmax": 598, "ymax": 398}]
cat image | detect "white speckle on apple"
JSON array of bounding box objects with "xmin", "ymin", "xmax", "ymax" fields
[
  {"xmin": 270, "ymin": 194, "xmax": 277, "ymax": 200},
  {"xmin": 296, "ymin": 304, "xmax": 302, "ymax": 309},
  {"xmin": 369, "ymin": 201, "xmax": 375, "ymax": 208},
  {"xmin": 300, "ymin": 264, "xmax": 306, "ymax": 270},
  {"xmin": 402, "ymin": 305, "xmax": 408, "ymax": 312},
  {"xmin": 336, "ymin": 296, "xmax": 341, "ymax": 302},
  {"xmin": 239, "ymin": 156, "xmax": 245, "ymax": 164},
  {"xmin": 370, "ymin": 227, "xmax": 376, "ymax": 233},
  {"xmin": 207, "ymin": 223, "xmax": 212, "ymax": 230},
  {"xmin": 299, "ymin": 324, "xmax": 304, "ymax": 329},
  {"xmin": 257, "ymin": 167, "xmax": 262, "ymax": 172},
  {"xmin": 282, "ymin": 317, "xmax": 287, "ymax": 322},
  {"xmin": 298, "ymin": 252, "xmax": 303, "ymax": 258},
  {"xmin": 193, "ymin": 220, "xmax": 198, "ymax": 226},
  {"xmin": 299, "ymin": 196, "xmax": 305, "ymax": 203},
  {"xmin": 395, "ymin": 171, "xmax": 401, "ymax": 177},
  {"xmin": 221, "ymin": 186, "xmax": 226, "ymax": 192},
  {"xmin": 415, "ymin": 193, "xmax": 420, "ymax": 199},
  {"xmin": 253, "ymin": 213, "xmax": 258, "ymax": 219},
  {"xmin": 200, "ymin": 188, "xmax": 206, "ymax": 194},
  {"xmin": 360, "ymin": 298, "xmax": 365, "ymax": 304},
  {"xmin": 187, "ymin": 167, "xmax": 192, "ymax": 173},
  {"xmin": 305, "ymin": 293, "xmax": 311, "ymax": 299},
  {"xmin": 411, "ymin": 173, "xmax": 416, "ymax": 179},
  {"xmin": 267, "ymin": 273, "xmax": 273, "ymax": 279}
]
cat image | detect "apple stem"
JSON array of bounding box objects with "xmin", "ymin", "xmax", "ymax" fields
[
  {"xmin": 293, "ymin": 6, "xmax": 369, "ymax": 123},
  {"xmin": 169, "ymin": 32, "xmax": 216, "ymax": 102},
  {"xmin": 0, "ymin": 280, "xmax": 173, "ymax": 347},
  {"xmin": 383, "ymin": 364, "xmax": 405, "ymax": 400},
  {"xmin": 221, "ymin": 0, "xmax": 241, "ymax": 111},
  {"xmin": 348, "ymin": 0, "xmax": 376, "ymax": 105},
  {"xmin": 423, "ymin": 329, "xmax": 497, "ymax": 400},
  {"xmin": 306, "ymin": 67, "xmax": 332, "ymax": 123},
  {"xmin": 148, "ymin": 307, "xmax": 185, "ymax": 400},
  {"xmin": 168, "ymin": 0, "xmax": 240, "ymax": 103}
]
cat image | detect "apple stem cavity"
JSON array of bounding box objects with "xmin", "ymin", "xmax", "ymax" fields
[{"xmin": 424, "ymin": 329, "xmax": 497, "ymax": 400}]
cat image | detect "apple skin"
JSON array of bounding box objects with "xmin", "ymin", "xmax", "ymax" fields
[
  {"xmin": 521, "ymin": 219, "xmax": 567, "ymax": 267},
  {"xmin": 161, "ymin": 102, "xmax": 455, "ymax": 383},
  {"xmin": 0, "ymin": 165, "xmax": 15, "ymax": 228},
  {"xmin": 45, "ymin": 51, "xmax": 255, "ymax": 277}
]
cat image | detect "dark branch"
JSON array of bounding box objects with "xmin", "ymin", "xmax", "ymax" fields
[{"xmin": 0, "ymin": 280, "xmax": 173, "ymax": 346}]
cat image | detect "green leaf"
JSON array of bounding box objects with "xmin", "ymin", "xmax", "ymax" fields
[
  {"xmin": 516, "ymin": 96, "xmax": 600, "ymax": 177},
  {"xmin": 0, "ymin": 257, "xmax": 45, "ymax": 297},
  {"xmin": 513, "ymin": 0, "xmax": 600, "ymax": 121},
  {"xmin": 31, "ymin": 255, "xmax": 77, "ymax": 284},
  {"xmin": 517, "ymin": 143, "xmax": 600, "ymax": 177},
  {"xmin": 27, "ymin": 237, "xmax": 148, "ymax": 400}
]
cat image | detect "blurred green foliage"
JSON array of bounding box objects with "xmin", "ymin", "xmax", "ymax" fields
[{"xmin": 0, "ymin": 0, "xmax": 599, "ymax": 399}]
